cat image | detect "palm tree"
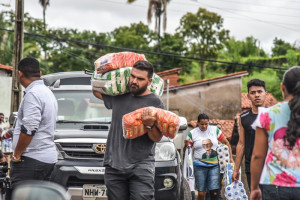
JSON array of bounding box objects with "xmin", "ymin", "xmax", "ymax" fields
[
  {"xmin": 128, "ymin": 0, "xmax": 169, "ymax": 32},
  {"xmin": 128, "ymin": 0, "xmax": 169, "ymax": 68},
  {"xmin": 39, "ymin": 0, "xmax": 50, "ymax": 29}
]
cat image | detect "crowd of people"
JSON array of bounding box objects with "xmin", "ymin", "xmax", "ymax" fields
[{"xmin": 0, "ymin": 56, "xmax": 299, "ymax": 200}]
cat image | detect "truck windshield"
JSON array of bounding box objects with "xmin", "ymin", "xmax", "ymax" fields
[{"xmin": 53, "ymin": 90, "xmax": 112, "ymax": 123}]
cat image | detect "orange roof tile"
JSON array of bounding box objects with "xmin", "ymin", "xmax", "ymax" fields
[
  {"xmin": 170, "ymin": 71, "xmax": 248, "ymax": 89},
  {"xmin": 209, "ymin": 119, "xmax": 235, "ymax": 139},
  {"xmin": 241, "ymin": 93, "xmax": 278, "ymax": 110},
  {"xmin": 0, "ymin": 64, "xmax": 13, "ymax": 71},
  {"xmin": 157, "ymin": 68, "xmax": 182, "ymax": 76}
]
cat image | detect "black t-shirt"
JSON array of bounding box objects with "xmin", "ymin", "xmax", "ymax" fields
[
  {"xmin": 102, "ymin": 93, "xmax": 164, "ymax": 170},
  {"xmin": 240, "ymin": 109, "xmax": 257, "ymax": 173}
]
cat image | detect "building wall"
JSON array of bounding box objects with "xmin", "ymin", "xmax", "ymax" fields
[
  {"xmin": 161, "ymin": 77, "xmax": 242, "ymax": 121},
  {"xmin": 0, "ymin": 75, "xmax": 12, "ymax": 118}
]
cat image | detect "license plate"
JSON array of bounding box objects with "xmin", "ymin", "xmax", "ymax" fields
[{"xmin": 83, "ymin": 184, "xmax": 107, "ymax": 198}]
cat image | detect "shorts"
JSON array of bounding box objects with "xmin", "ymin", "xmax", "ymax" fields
[{"xmin": 194, "ymin": 165, "xmax": 220, "ymax": 192}]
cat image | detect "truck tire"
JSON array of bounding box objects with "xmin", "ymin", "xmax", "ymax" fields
[{"xmin": 182, "ymin": 178, "xmax": 192, "ymax": 200}]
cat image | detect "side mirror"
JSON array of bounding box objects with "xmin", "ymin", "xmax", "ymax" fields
[
  {"xmin": 9, "ymin": 112, "xmax": 18, "ymax": 126},
  {"xmin": 179, "ymin": 117, "xmax": 188, "ymax": 131},
  {"xmin": 12, "ymin": 181, "xmax": 70, "ymax": 200}
]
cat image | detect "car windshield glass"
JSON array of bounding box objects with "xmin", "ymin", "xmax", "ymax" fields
[{"xmin": 53, "ymin": 90, "xmax": 112, "ymax": 123}]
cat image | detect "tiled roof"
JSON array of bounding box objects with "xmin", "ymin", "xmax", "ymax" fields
[
  {"xmin": 241, "ymin": 93, "xmax": 278, "ymax": 110},
  {"xmin": 169, "ymin": 71, "xmax": 248, "ymax": 90},
  {"xmin": 209, "ymin": 119, "xmax": 235, "ymax": 139},
  {"xmin": 0, "ymin": 64, "xmax": 13, "ymax": 71},
  {"xmin": 157, "ymin": 68, "xmax": 182, "ymax": 76}
]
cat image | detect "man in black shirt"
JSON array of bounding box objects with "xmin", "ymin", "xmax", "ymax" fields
[
  {"xmin": 93, "ymin": 61, "xmax": 164, "ymax": 200},
  {"xmin": 232, "ymin": 79, "xmax": 266, "ymax": 190}
]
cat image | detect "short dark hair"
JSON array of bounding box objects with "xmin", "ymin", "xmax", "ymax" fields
[
  {"xmin": 197, "ymin": 113, "xmax": 209, "ymax": 122},
  {"xmin": 18, "ymin": 57, "xmax": 41, "ymax": 78},
  {"xmin": 247, "ymin": 79, "xmax": 266, "ymax": 93},
  {"xmin": 132, "ymin": 60, "xmax": 153, "ymax": 79},
  {"xmin": 0, "ymin": 113, "xmax": 3, "ymax": 116}
]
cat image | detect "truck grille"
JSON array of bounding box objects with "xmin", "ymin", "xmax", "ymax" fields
[
  {"xmin": 58, "ymin": 143, "xmax": 106, "ymax": 160},
  {"xmin": 67, "ymin": 176, "xmax": 105, "ymax": 187}
]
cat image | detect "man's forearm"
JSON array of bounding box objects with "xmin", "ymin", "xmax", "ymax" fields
[
  {"xmin": 234, "ymin": 143, "xmax": 244, "ymax": 170},
  {"xmin": 14, "ymin": 132, "xmax": 33, "ymax": 158}
]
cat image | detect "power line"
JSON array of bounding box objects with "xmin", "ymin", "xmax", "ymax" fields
[{"xmin": 0, "ymin": 27, "xmax": 287, "ymax": 70}]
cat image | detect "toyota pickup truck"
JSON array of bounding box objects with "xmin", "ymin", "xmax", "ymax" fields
[{"xmin": 42, "ymin": 71, "xmax": 191, "ymax": 200}]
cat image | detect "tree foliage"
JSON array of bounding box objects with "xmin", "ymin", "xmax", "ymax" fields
[
  {"xmin": 272, "ymin": 37, "xmax": 295, "ymax": 57},
  {"xmin": 177, "ymin": 8, "xmax": 229, "ymax": 78}
]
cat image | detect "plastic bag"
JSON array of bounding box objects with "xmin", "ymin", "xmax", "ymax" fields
[
  {"xmin": 156, "ymin": 109, "xmax": 180, "ymax": 139},
  {"xmin": 91, "ymin": 67, "xmax": 131, "ymax": 96},
  {"xmin": 94, "ymin": 52, "xmax": 146, "ymax": 74},
  {"xmin": 92, "ymin": 68, "xmax": 164, "ymax": 96},
  {"xmin": 217, "ymin": 144, "xmax": 230, "ymax": 173},
  {"xmin": 122, "ymin": 107, "xmax": 180, "ymax": 139}
]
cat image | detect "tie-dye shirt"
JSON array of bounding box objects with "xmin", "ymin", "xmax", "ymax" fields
[
  {"xmin": 186, "ymin": 126, "xmax": 224, "ymax": 167},
  {"xmin": 252, "ymin": 101, "xmax": 300, "ymax": 187}
]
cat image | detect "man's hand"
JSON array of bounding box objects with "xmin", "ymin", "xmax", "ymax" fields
[
  {"xmin": 232, "ymin": 169, "xmax": 240, "ymax": 182},
  {"xmin": 141, "ymin": 108, "xmax": 156, "ymax": 127},
  {"xmin": 250, "ymin": 188, "xmax": 262, "ymax": 200},
  {"xmin": 184, "ymin": 139, "xmax": 189, "ymax": 146}
]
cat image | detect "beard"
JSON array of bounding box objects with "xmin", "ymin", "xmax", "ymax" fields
[{"xmin": 129, "ymin": 83, "xmax": 148, "ymax": 96}]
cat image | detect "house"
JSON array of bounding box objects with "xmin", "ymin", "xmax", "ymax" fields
[
  {"xmin": 159, "ymin": 70, "xmax": 249, "ymax": 121},
  {"xmin": 0, "ymin": 64, "xmax": 13, "ymax": 118}
]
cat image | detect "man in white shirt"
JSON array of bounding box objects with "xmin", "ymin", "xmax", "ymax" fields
[{"xmin": 10, "ymin": 58, "xmax": 58, "ymax": 188}]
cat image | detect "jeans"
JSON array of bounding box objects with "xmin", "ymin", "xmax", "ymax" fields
[
  {"xmin": 261, "ymin": 184, "xmax": 300, "ymax": 200},
  {"xmin": 194, "ymin": 165, "xmax": 220, "ymax": 191},
  {"xmin": 10, "ymin": 156, "xmax": 55, "ymax": 188},
  {"xmin": 104, "ymin": 163, "xmax": 155, "ymax": 200}
]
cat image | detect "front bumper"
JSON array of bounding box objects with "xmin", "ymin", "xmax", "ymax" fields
[
  {"xmin": 51, "ymin": 157, "xmax": 183, "ymax": 200},
  {"xmin": 50, "ymin": 159, "xmax": 106, "ymax": 200}
]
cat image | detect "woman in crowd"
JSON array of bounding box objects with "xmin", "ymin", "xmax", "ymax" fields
[
  {"xmin": 251, "ymin": 66, "xmax": 300, "ymax": 200},
  {"xmin": 184, "ymin": 113, "xmax": 233, "ymax": 200}
]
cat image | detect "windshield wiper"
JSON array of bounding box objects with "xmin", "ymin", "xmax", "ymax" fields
[
  {"xmin": 56, "ymin": 120, "xmax": 111, "ymax": 124},
  {"xmin": 56, "ymin": 120, "xmax": 84, "ymax": 123}
]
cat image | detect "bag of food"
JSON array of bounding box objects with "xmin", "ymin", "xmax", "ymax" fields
[
  {"xmin": 148, "ymin": 73, "xmax": 164, "ymax": 96},
  {"xmin": 122, "ymin": 107, "xmax": 180, "ymax": 139},
  {"xmin": 122, "ymin": 108, "xmax": 157, "ymax": 139},
  {"xmin": 156, "ymin": 109, "xmax": 180, "ymax": 139},
  {"xmin": 91, "ymin": 67, "xmax": 131, "ymax": 96},
  {"xmin": 94, "ymin": 52, "xmax": 146, "ymax": 74},
  {"xmin": 92, "ymin": 67, "xmax": 164, "ymax": 97}
]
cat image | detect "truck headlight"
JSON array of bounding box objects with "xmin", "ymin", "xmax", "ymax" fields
[{"xmin": 155, "ymin": 142, "xmax": 176, "ymax": 161}]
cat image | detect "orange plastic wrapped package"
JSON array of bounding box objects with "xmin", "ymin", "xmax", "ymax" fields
[
  {"xmin": 156, "ymin": 109, "xmax": 180, "ymax": 139},
  {"xmin": 122, "ymin": 108, "xmax": 145, "ymax": 139},
  {"xmin": 94, "ymin": 52, "xmax": 147, "ymax": 74},
  {"xmin": 122, "ymin": 107, "xmax": 180, "ymax": 139}
]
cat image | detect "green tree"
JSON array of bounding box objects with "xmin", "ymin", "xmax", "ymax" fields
[
  {"xmin": 272, "ymin": 37, "xmax": 295, "ymax": 57},
  {"xmin": 177, "ymin": 8, "xmax": 230, "ymax": 79}
]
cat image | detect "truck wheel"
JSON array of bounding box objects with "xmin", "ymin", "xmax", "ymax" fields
[{"xmin": 182, "ymin": 178, "xmax": 192, "ymax": 200}]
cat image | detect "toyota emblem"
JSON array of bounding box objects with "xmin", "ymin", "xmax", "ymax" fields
[{"xmin": 94, "ymin": 144, "xmax": 106, "ymax": 154}]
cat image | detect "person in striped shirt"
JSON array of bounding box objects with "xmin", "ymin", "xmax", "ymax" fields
[{"xmin": 184, "ymin": 113, "xmax": 233, "ymax": 200}]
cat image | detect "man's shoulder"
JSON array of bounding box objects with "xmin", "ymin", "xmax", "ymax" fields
[{"xmin": 240, "ymin": 109, "xmax": 251, "ymax": 118}]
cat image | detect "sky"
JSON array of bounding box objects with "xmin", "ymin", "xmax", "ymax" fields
[{"xmin": 1, "ymin": 0, "xmax": 300, "ymax": 54}]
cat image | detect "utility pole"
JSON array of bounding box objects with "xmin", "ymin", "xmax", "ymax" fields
[
  {"xmin": 156, "ymin": 0, "xmax": 162, "ymax": 71},
  {"xmin": 10, "ymin": 0, "xmax": 24, "ymax": 113}
]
